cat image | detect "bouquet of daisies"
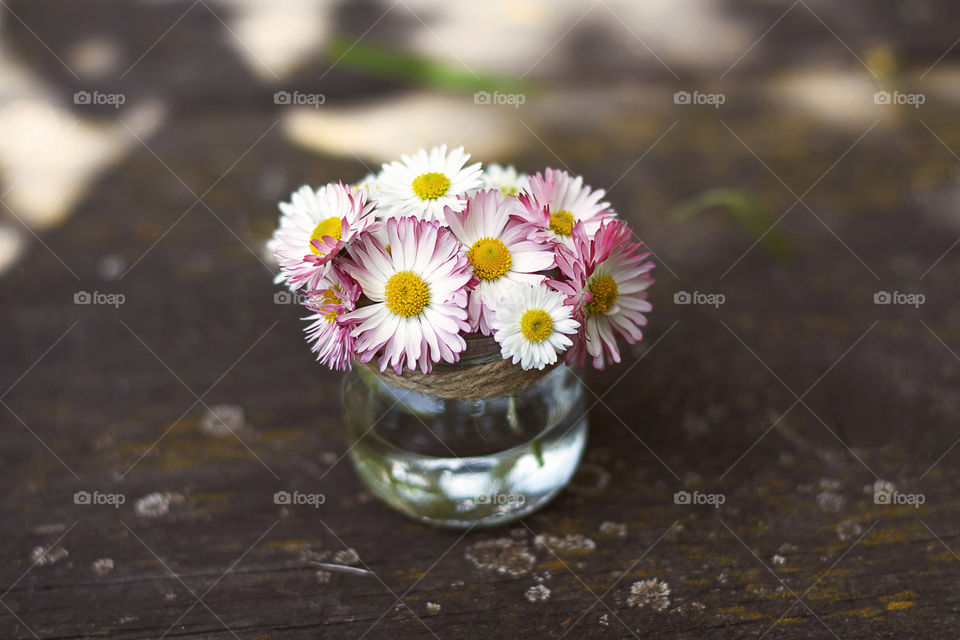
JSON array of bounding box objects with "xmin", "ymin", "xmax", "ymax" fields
[{"xmin": 269, "ymin": 145, "xmax": 654, "ymax": 376}]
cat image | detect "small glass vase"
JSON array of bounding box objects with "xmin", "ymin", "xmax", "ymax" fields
[{"xmin": 341, "ymin": 338, "xmax": 588, "ymax": 529}]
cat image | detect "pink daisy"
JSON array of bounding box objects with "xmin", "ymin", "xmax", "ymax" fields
[
  {"xmin": 303, "ymin": 268, "xmax": 362, "ymax": 371},
  {"xmin": 269, "ymin": 182, "xmax": 379, "ymax": 291},
  {"xmin": 340, "ymin": 217, "xmax": 473, "ymax": 374},
  {"xmin": 445, "ymin": 189, "xmax": 555, "ymax": 335},
  {"xmin": 517, "ymin": 168, "xmax": 615, "ymax": 247},
  {"xmin": 552, "ymin": 219, "xmax": 654, "ymax": 369}
]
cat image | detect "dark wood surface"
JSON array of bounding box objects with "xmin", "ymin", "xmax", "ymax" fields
[{"xmin": 3, "ymin": 1, "xmax": 960, "ymax": 638}]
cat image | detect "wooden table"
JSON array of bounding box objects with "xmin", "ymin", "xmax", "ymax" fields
[{"xmin": 3, "ymin": 1, "xmax": 960, "ymax": 637}]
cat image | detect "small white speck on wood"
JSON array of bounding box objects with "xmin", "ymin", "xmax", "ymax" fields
[
  {"xmin": 425, "ymin": 602, "xmax": 441, "ymax": 615},
  {"xmin": 599, "ymin": 521, "xmax": 627, "ymax": 538},
  {"xmin": 30, "ymin": 545, "xmax": 68, "ymax": 566},
  {"xmin": 836, "ymin": 519, "xmax": 864, "ymax": 541},
  {"xmin": 134, "ymin": 491, "xmax": 184, "ymax": 518},
  {"xmin": 92, "ymin": 557, "xmax": 114, "ymax": 576},
  {"xmin": 534, "ymin": 533, "xmax": 596, "ymax": 554},
  {"xmin": 465, "ymin": 538, "xmax": 535, "ymax": 577},
  {"xmin": 627, "ymin": 579, "xmax": 671, "ymax": 611},
  {"xmin": 333, "ymin": 548, "xmax": 359, "ymax": 564},
  {"xmin": 200, "ymin": 404, "xmax": 247, "ymax": 437},
  {"xmin": 525, "ymin": 584, "xmax": 551, "ymax": 603},
  {"xmin": 815, "ymin": 491, "xmax": 845, "ymax": 513}
]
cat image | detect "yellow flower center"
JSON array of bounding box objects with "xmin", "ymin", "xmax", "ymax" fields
[
  {"xmin": 309, "ymin": 216, "xmax": 343, "ymax": 255},
  {"xmin": 317, "ymin": 287, "xmax": 340, "ymax": 323},
  {"xmin": 500, "ymin": 186, "xmax": 519, "ymax": 196},
  {"xmin": 549, "ymin": 209, "xmax": 575, "ymax": 237},
  {"xmin": 585, "ymin": 274, "xmax": 618, "ymax": 315},
  {"xmin": 521, "ymin": 309, "xmax": 554, "ymax": 343},
  {"xmin": 468, "ymin": 237, "xmax": 512, "ymax": 281},
  {"xmin": 384, "ymin": 270, "xmax": 430, "ymax": 317},
  {"xmin": 411, "ymin": 172, "xmax": 451, "ymax": 200}
]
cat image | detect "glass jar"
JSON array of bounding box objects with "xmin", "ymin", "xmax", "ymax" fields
[{"xmin": 341, "ymin": 338, "xmax": 588, "ymax": 529}]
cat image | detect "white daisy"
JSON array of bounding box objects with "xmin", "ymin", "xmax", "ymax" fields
[
  {"xmin": 553, "ymin": 220, "xmax": 654, "ymax": 369},
  {"xmin": 377, "ymin": 145, "xmax": 483, "ymax": 223},
  {"xmin": 340, "ymin": 216, "xmax": 473, "ymax": 374},
  {"xmin": 482, "ymin": 163, "xmax": 529, "ymax": 197},
  {"xmin": 490, "ymin": 284, "xmax": 580, "ymax": 371},
  {"xmin": 269, "ymin": 182, "xmax": 378, "ymax": 291},
  {"xmin": 517, "ymin": 168, "xmax": 615, "ymax": 248},
  {"xmin": 446, "ymin": 189, "xmax": 555, "ymax": 335}
]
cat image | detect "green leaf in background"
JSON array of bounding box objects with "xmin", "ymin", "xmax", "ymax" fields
[
  {"xmin": 325, "ymin": 37, "xmax": 528, "ymax": 94},
  {"xmin": 669, "ymin": 188, "xmax": 792, "ymax": 261}
]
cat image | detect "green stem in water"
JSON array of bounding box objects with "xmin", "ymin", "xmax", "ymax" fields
[
  {"xmin": 531, "ymin": 438, "xmax": 545, "ymax": 468},
  {"xmin": 506, "ymin": 390, "xmax": 522, "ymax": 434},
  {"xmin": 506, "ymin": 391, "xmax": 544, "ymax": 467}
]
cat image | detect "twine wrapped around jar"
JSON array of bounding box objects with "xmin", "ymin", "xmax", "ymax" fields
[
  {"xmin": 360, "ymin": 358, "xmax": 556, "ymax": 400},
  {"xmin": 357, "ymin": 336, "xmax": 557, "ymax": 400}
]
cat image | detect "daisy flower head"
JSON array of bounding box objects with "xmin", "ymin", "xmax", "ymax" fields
[
  {"xmin": 303, "ymin": 269, "xmax": 362, "ymax": 371},
  {"xmin": 552, "ymin": 219, "xmax": 654, "ymax": 370},
  {"xmin": 445, "ymin": 189, "xmax": 555, "ymax": 335},
  {"xmin": 341, "ymin": 217, "xmax": 473, "ymax": 374},
  {"xmin": 490, "ymin": 284, "xmax": 580, "ymax": 371},
  {"xmin": 377, "ymin": 145, "xmax": 483, "ymax": 223},
  {"xmin": 482, "ymin": 164, "xmax": 529, "ymax": 197},
  {"xmin": 517, "ymin": 168, "xmax": 615, "ymax": 247},
  {"xmin": 269, "ymin": 182, "xmax": 379, "ymax": 291}
]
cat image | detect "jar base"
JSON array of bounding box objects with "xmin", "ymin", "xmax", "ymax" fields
[{"xmin": 348, "ymin": 411, "xmax": 588, "ymax": 529}]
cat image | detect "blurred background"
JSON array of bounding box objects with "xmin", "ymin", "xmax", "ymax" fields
[{"xmin": 5, "ymin": 0, "xmax": 960, "ymax": 637}]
